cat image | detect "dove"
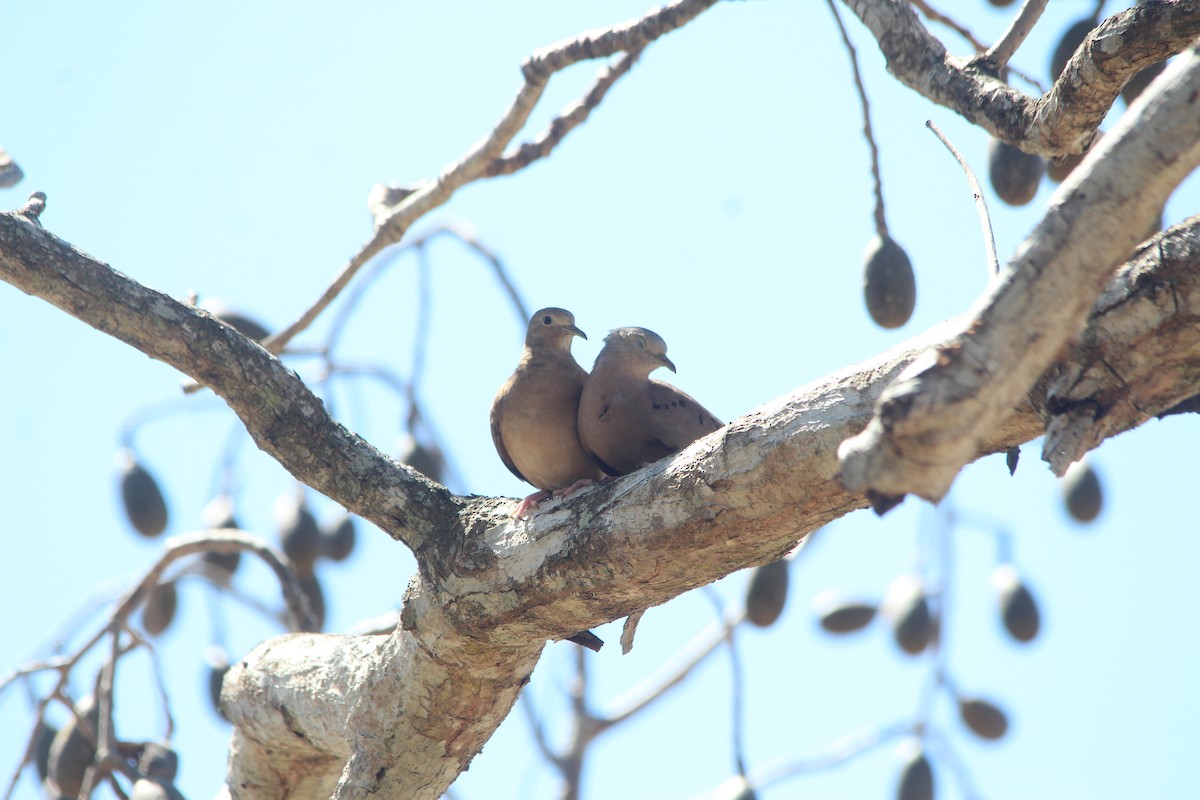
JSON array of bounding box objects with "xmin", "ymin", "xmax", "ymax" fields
[
  {"xmin": 490, "ymin": 308, "xmax": 609, "ymax": 651},
  {"xmin": 491, "ymin": 307, "xmax": 605, "ymax": 517},
  {"xmin": 578, "ymin": 327, "xmax": 723, "ymax": 475}
]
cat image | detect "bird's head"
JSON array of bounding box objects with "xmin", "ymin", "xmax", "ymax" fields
[
  {"xmin": 525, "ymin": 307, "xmax": 587, "ymax": 352},
  {"xmin": 599, "ymin": 327, "xmax": 676, "ymax": 375}
]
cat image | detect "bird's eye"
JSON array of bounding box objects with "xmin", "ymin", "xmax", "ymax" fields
[
  {"xmin": 542, "ymin": 315, "xmax": 553, "ymax": 326},
  {"xmin": 635, "ymin": 337, "xmax": 645, "ymax": 349}
]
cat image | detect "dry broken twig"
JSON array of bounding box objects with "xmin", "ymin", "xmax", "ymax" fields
[{"xmin": 263, "ymin": 0, "xmax": 719, "ymax": 355}]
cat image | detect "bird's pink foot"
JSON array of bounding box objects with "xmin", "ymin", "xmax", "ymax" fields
[
  {"xmin": 511, "ymin": 490, "xmax": 552, "ymax": 519},
  {"xmin": 551, "ymin": 478, "xmax": 597, "ymax": 499}
]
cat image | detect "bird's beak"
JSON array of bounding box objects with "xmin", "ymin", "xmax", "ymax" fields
[
  {"xmin": 657, "ymin": 354, "xmax": 677, "ymax": 373},
  {"xmin": 568, "ymin": 325, "xmax": 587, "ymax": 340}
]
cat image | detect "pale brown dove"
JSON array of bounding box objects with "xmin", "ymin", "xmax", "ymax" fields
[
  {"xmin": 578, "ymin": 327, "xmax": 723, "ymax": 475},
  {"xmin": 490, "ymin": 307, "xmax": 607, "ymax": 652},
  {"xmin": 491, "ymin": 307, "xmax": 605, "ymax": 518}
]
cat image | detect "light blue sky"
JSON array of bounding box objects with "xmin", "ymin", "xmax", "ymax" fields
[{"xmin": 2, "ymin": 3, "xmax": 1197, "ymax": 799}]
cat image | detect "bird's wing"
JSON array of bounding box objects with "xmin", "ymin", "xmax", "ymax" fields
[
  {"xmin": 490, "ymin": 384, "xmax": 528, "ymax": 484},
  {"xmin": 645, "ymin": 380, "xmax": 723, "ymax": 453}
]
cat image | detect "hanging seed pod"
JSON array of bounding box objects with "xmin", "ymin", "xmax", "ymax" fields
[
  {"xmin": 201, "ymin": 494, "xmax": 242, "ymax": 581},
  {"xmin": 813, "ymin": 590, "xmax": 877, "ymax": 634},
  {"xmin": 1122, "ymin": 61, "xmax": 1167, "ymax": 106},
  {"xmin": 958, "ymin": 696, "xmax": 1009, "ymax": 741},
  {"xmin": 119, "ymin": 450, "xmax": 169, "ymax": 538},
  {"xmin": 142, "ymin": 581, "xmax": 179, "ymax": 637},
  {"xmin": 206, "ymin": 646, "xmax": 231, "ymax": 720},
  {"xmin": 138, "ymin": 743, "xmax": 179, "ymax": 782},
  {"xmin": 1062, "ymin": 460, "xmax": 1103, "ymax": 523},
  {"xmin": 992, "ymin": 564, "xmax": 1040, "ymax": 643},
  {"xmin": 895, "ymin": 739, "xmax": 934, "ymax": 800},
  {"xmin": 884, "ymin": 573, "xmax": 935, "ymax": 655},
  {"xmin": 862, "ymin": 234, "xmax": 916, "ymax": 329},
  {"xmin": 988, "ymin": 139, "xmax": 1044, "ymax": 206},
  {"xmin": 275, "ymin": 491, "xmax": 321, "ymax": 570},
  {"xmin": 320, "ymin": 514, "xmax": 357, "ymax": 563},
  {"xmin": 47, "ymin": 696, "xmax": 100, "ymax": 800},
  {"xmin": 1050, "ymin": 18, "xmax": 1095, "ymax": 82},
  {"xmin": 398, "ymin": 434, "xmax": 446, "ymax": 485},
  {"xmin": 0, "ymin": 147, "xmax": 22, "ymax": 188},
  {"xmin": 745, "ymin": 559, "xmax": 790, "ymax": 628},
  {"xmin": 1005, "ymin": 445, "xmax": 1020, "ymax": 476}
]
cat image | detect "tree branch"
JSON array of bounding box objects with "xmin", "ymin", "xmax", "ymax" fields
[
  {"xmin": 5, "ymin": 191, "xmax": 1200, "ymax": 794},
  {"xmin": 217, "ymin": 207, "xmax": 1200, "ymax": 796},
  {"xmin": 0, "ymin": 212, "xmax": 460, "ymax": 554},
  {"xmin": 265, "ymin": 0, "xmax": 719, "ymax": 353},
  {"xmin": 1038, "ymin": 226, "xmax": 1200, "ymax": 471},
  {"xmin": 838, "ymin": 44, "xmax": 1200, "ymax": 504},
  {"xmin": 982, "ymin": 0, "xmax": 1047, "ymax": 71},
  {"xmin": 842, "ymin": 0, "xmax": 1200, "ymax": 155}
]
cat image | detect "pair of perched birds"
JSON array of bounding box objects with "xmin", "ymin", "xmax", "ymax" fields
[{"xmin": 491, "ymin": 308, "xmax": 724, "ymax": 519}]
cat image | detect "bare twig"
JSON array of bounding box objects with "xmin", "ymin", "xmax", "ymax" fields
[
  {"xmin": 324, "ymin": 223, "xmax": 528, "ymax": 355},
  {"xmin": 825, "ymin": 0, "xmax": 888, "ymax": 236},
  {"xmin": 730, "ymin": 721, "xmax": 916, "ymax": 795},
  {"xmin": 447, "ymin": 225, "xmax": 529, "ymax": 326},
  {"xmin": 77, "ymin": 632, "xmax": 125, "ymax": 798},
  {"xmin": 486, "ymin": 50, "xmax": 643, "ymax": 177},
  {"xmin": 910, "ymin": 0, "xmax": 1045, "ymax": 92},
  {"xmin": 909, "ymin": 0, "xmax": 987, "ymax": 51},
  {"xmin": 927, "ymin": 729, "xmax": 984, "ymax": 800},
  {"xmin": 703, "ymin": 590, "xmax": 749, "ymax": 780},
  {"xmin": 2, "ymin": 531, "xmax": 311, "ymax": 800},
  {"xmin": 925, "ymin": 120, "xmax": 999, "ymax": 276},
  {"xmin": 981, "ymin": 0, "xmax": 1049, "ymax": 71},
  {"xmin": 600, "ymin": 606, "xmax": 745, "ymax": 729},
  {"xmin": 519, "ymin": 691, "xmax": 563, "ymax": 772},
  {"xmin": 265, "ymin": 0, "xmax": 718, "ymax": 354},
  {"xmin": 559, "ymin": 648, "xmax": 595, "ymax": 800},
  {"xmin": 409, "ymin": 242, "xmax": 433, "ymax": 406}
]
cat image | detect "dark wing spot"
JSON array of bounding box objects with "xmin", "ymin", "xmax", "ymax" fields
[
  {"xmin": 679, "ymin": 399, "xmax": 688, "ymax": 408},
  {"xmin": 598, "ymin": 402, "xmax": 611, "ymax": 420},
  {"xmin": 652, "ymin": 403, "xmax": 661, "ymax": 410}
]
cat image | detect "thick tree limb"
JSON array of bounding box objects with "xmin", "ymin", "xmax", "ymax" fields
[
  {"xmin": 2, "ymin": 173, "xmax": 1200, "ymax": 796},
  {"xmin": 4, "ymin": 202, "xmax": 1200, "ymax": 799},
  {"xmin": 1038, "ymin": 226, "xmax": 1200, "ymax": 471},
  {"xmin": 838, "ymin": 44, "xmax": 1200, "ymax": 504},
  {"xmin": 219, "ymin": 214, "xmax": 1200, "ymax": 798},
  {"xmin": 0, "ymin": 213, "xmax": 459, "ymax": 554},
  {"xmin": 843, "ymin": 0, "xmax": 1200, "ymax": 155}
]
